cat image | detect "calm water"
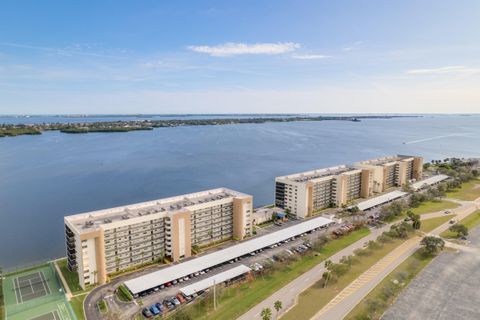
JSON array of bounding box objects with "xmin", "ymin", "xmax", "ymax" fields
[{"xmin": 1, "ymin": 115, "xmax": 479, "ymax": 268}]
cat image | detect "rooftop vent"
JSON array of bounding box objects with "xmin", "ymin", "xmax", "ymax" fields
[{"xmin": 103, "ymin": 218, "xmax": 112, "ymax": 223}]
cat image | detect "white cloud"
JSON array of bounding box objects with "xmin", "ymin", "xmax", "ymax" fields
[
  {"xmin": 292, "ymin": 54, "xmax": 330, "ymax": 60},
  {"xmin": 187, "ymin": 42, "xmax": 300, "ymax": 57},
  {"xmin": 407, "ymin": 65, "xmax": 480, "ymax": 75}
]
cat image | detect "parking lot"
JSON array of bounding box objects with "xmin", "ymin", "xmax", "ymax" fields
[
  {"xmin": 383, "ymin": 226, "xmax": 480, "ymax": 320},
  {"xmin": 127, "ymin": 219, "xmax": 339, "ymax": 318}
]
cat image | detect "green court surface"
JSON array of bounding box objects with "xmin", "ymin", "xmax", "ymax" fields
[{"xmin": 2, "ymin": 263, "xmax": 76, "ymax": 320}]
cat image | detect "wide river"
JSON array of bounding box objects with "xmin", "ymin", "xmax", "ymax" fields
[{"xmin": 1, "ymin": 115, "xmax": 479, "ymax": 268}]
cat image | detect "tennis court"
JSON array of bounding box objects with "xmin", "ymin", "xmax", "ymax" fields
[
  {"xmin": 13, "ymin": 271, "xmax": 51, "ymax": 303},
  {"xmin": 2, "ymin": 263, "xmax": 77, "ymax": 320}
]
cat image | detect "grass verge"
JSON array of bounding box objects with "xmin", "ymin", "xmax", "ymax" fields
[
  {"xmin": 174, "ymin": 227, "xmax": 371, "ymax": 320},
  {"xmin": 281, "ymin": 237, "xmax": 408, "ymax": 320},
  {"xmin": 420, "ymin": 215, "xmax": 455, "ymax": 233},
  {"xmin": 57, "ymin": 259, "xmax": 85, "ymax": 295},
  {"xmin": 440, "ymin": 210, "xmax": 480, "ymax": 238},
  {"xmin": 344, "ymin": 250, "xmax": 434, "ymax": 320},
  {"xmin": 70, "ymin": 294, "xmax": 86, "ymax": 320},
  {"xmin": 410, "ymin": 200, "xmax": 459, "ymax": 215},
  {"xmin": 446, "ymin": 180, "xmax": 480, "ymax": 201}
]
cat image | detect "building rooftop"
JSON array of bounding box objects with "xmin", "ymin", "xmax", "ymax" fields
[
  {"xmin": 277, "ymin": 165, "xmax": 359, "ymax": 183},
  {"xmin": 65, "ymin": 188, "xmax": 250, "ymax": 234},
  {"xmin": 124, "ymin": 215, "xmax": 334, "ymax": 295},
  {"xmin": 356, "ymin": 155, "xmax": 414, "ymax": 166}
]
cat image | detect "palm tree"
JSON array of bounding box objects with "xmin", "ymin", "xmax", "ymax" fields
[
  {"xmin": 261, "ymin": 307, "xmax": 272, "ymax": 320},
  {"xmin": 274, "ymin": 300, "xmax": 282, "ymax": 319}
]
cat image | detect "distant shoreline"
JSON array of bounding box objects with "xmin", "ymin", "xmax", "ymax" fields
[{"xmin": 0, "ymin": 115, "xmax": 420, "ymax": 138}]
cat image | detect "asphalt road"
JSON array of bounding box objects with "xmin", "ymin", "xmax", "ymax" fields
[{"xmin": 83, "ymin": 216, "xmax": 336, "ymax": 320}]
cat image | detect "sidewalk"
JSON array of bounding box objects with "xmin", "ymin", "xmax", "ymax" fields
[
  {"xmin": 311, "ymin": 237, "xmax": 420, "ymax": 320},
  {"xmin": 54, "ymin": 261, "xmax": 73, "ymax": 300},
  {"xmin": 237, "ymin": 225, "xmax": 390, "ymax": 320}
]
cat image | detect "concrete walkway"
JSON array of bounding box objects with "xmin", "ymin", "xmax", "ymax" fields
[
  {"xmin": 237, "ymin": 224, "xmax": 391, "ymax": 320},
  {"xmin": 311, "ymin": 237, "xmax": 420, "ymax": 320},
  {"xmin": 309, "ymin": 198, "xmax": 479, "ymax": 320},
  {"xmin": 54, "ymin": 260, "xmax": 73, "ymax": 300},
  {"xmin": 238, "ymin": 197, "xmax": 480, "ymax": 320}
]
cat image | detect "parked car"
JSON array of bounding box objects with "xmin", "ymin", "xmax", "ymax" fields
[
  {"xmin": 176, "ymin": 293, "xmax": 186, "ymax": 303},
  {"xmin": 155, "ymin": 303, "xmax": 164, "ymax": 313},
  {"xmin": 142, "ymin": 308, "xmax": 153, "ymax": 318},
  {"xmin": 164, "ymin": 300, "xmax": 174, "ymax": 310},
  {"xmin": 445, "ymin": 210, "xmax": 452, "ymax": 214},
  {"xmin": 165, "ymin": 282, "xmax": 172, "ymax": 287},
  {"xmin": 149, "ymin": 305, "xmax": 160, "ymax": 316},
  {"xmin": 274, "ymin": 221, "xmax": 283, "ymax": 226},
  {"xmin": 172, "ymin": 297, "xmax": 181, "ymax": 306}
]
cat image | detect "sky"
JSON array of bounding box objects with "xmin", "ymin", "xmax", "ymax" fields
[{"xmin": 0, "ymin": 0, "xmax": 479, "ymax": 114}]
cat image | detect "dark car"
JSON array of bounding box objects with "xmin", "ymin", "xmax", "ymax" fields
[
  {"xmin": 155, "ymin": 302, "xmax": 164, "ymax": 312},
  {"xmin": 164, "ymin": 300, "xmax": 174, "ymax": 310},
  {"xmin": 142, "ymin": 307, "xmax": 153, "ymax": 318},
  {"xmin": 149, "ymin": 304, "xmax": 160, "ymax": 316}
]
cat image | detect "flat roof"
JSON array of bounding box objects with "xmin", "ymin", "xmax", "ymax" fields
[
  {"xmin": 357, "ymin": 155, "xmax": 414, "ymax": 166},
  {"xmin": 65, "ymin": 187, "xmax": 249, "ymax": 233},
  {"xmin": 124, "ymin": 215, "xmax": 334, "ymax": 295},
  {"xmin": 179, "ymin": 265, "xmax": 251, "ymax": 297},
  {"xmin": 354, "ymin": 190, "xmax": 407, "ymax": 211},
  {"xmin": 277, "ymin": 165, "xmax": 359, "ymax": 183},
  {"xmin": 411, "ymin": 175, "xmax": 449, "ymax": 191}
]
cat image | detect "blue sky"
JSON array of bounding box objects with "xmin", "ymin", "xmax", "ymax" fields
[{"xmin": 0, "ymin": 0, "xmax": 479, "ymax": 114}]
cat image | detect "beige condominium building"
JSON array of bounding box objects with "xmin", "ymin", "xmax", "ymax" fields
[
  {"xmin": 64, "ymin": 188, "xmax": 252, "ymax": 289},
  {"xmin": 355, "ymin": 155, "xmax": 423, "ymax": 193},
  {"xmin": 275, "ymin": 165, "xmax": 373, "ymax": 218}
]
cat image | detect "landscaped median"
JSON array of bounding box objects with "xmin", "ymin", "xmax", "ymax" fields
[
  {"xmin": 281, "ymin": 223, "xmax": 416, "ymax": 320},
  {"xmin": 420, "ymin": 215, "xmax": 455, "ymax": 233},
  {"xmin": 344, "ymin": 249, "xmax": 434, "ymax": 320},
  {"xmin": 441, "ymin": 210, "xmax": 480, "ymax": 238},
  {"xmin": 167, "ymin": 227, "xmax": 371, "ymax": 320}
]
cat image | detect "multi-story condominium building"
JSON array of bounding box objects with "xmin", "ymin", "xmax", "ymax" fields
[
  {"xmin": 275, "ymin": 165, "xmax": 373, "ymax": 218},
  {"xmin": 64, "ymin": 188, "xmax": 252, "ymax": 289},
  {"xmin": 355, "ymin": 155, "xmax": 423, "ymax": 193}
]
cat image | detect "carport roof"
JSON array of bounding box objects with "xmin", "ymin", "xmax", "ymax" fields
[
  {"xmin": 124, "ymin": 215, "xmax": 333, "ymax": 295},
  {"xmin": 179, "ymin": 265, "xmax": 251, "ymax": 296},
  {"xmin": 411, "ymin": 175, "xmax": 449, "ymax": 191},
  {"xmin": 354, "ymin": 190, "xmax": 407, "ymax": 211}
]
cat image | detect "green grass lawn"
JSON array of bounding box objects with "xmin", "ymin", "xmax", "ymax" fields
[
  {"xmin": 441, "ymin": 210, "xmax": 480, "ymax": 238},
  {"xmin": 57, "ymin": 259, "xmax": 85, "ymax": 295},
  {"xmin": 344, "ymin": 250, "xmax": 434, "ymax": 320},
  {"xmin": 176, "ymin": 228, "xmax": 371, "ymax": 320},
  {"xmin": 281, "ymin": 238, "xmax": 409, "ymax": 320},
  {"xmin": 70, "ymin": 294, "xmax": 86, "ymax": 320},
  {"xmin": 420, "ymin": 215, "xmax": 455, "ymax": 233},
  {"xmin": 385, "ymin": 200, "xmax": 458, "ymax": 223},
  {"xmin": 410, "ymin": 200, "xmax": 459, "ymax": 215},
  {"xmin": 97, "ymin": 299, "xmax": 108, "ymax": 314},
  {"xmin": 446, "ymin": 180, "xmax": 480, "ymax": 201}
]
